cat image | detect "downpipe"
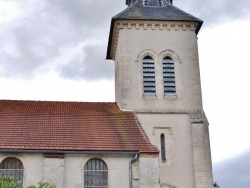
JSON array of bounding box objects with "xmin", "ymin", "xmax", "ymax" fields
[{"xmin": 129, "ymin": 154, "xmax": 138, "ymax": 188}]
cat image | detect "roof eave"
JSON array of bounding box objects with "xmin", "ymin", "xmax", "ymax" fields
[
  {"xmin": 195, "ymin": 20, "xmax": 203, "ymax": 34},
  {"xmin": 106, "ymin": 18, "xmax": 203, "ymax": 59},
  {"xmin": 0, "ymin": 149, "xmax": 141, "ymax": 155},
  {"xmin": 106, "ymin": 18, "xmax": 115, "ymax": 60}
]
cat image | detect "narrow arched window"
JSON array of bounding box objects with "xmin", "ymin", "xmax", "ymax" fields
[
  {"xmin": 84, "ymin": 158, "xmax": 108, "ymax": 188},
  {"xmin": 0, "ymin": 157, "xmax": 24, "ymax": 186},
  {"xmin": 160, "ymin": 134, "xmax": 166, "ymax": 161},
  {"xmin": 163, "ymin": 57, "xmax": 176, "ymax": 95},
  {"xmin": 143, "ymin": 56, "xmax": 156, "ymax": 96}
]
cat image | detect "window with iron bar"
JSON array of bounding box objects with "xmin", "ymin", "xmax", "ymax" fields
[
  {"xmin": 84, "ymin": 158, "xmax": 108, "ymax": 188},
  {"xmin": 0, "ymin": 157, "xmax": 24, "ymax": 187}
]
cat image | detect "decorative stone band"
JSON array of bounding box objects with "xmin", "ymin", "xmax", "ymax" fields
[
  {"xmin": 190, "ymin": 110, "xmax": 209, "ymax": 125},
  {"xmin": 110, "ymin": 21, "xmax": 198, "ymax": 59}
]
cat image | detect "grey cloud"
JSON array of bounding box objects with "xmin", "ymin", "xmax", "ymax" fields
[
  {"xmin": 58, "ymin": 43, "xmax": 114, "ymax": 81},
  {"xmin": 51, "ymin": 0, "xmax": 125, "ymax": 27},
  {"xmin": 0, "ymin": 0, "xmax": 124, "ymax": 80},
  {"xmin": 175, "ymin": 0, "xmax": 250, "ymax": 27},
  {"xmin": 1, "ymin": 0, "xmax": 250, "ymax": 80},
  {"xmin": 213, "ymin": 149, "xmax": 250, "ymax": 188}
]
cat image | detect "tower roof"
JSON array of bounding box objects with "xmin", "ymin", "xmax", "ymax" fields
[
  {"xmin": 115, "ymin": 1, "xmax": 202, "ymax": 24},
  {"xmin": 106, "ymin": 1, "xmax": 203, "ymax": 59}
]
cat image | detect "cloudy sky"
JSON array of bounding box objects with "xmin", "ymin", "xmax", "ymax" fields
[{"xmin": 0, "ymin": 0, "xmax": 250, "ymax": 187}]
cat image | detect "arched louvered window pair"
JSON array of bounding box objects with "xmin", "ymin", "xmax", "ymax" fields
[
  {"xmin": 143, "ymin": 56, "xmax": 176, "ymax": 96},
  {"xmin": 0, "ymin": 157, "xmax": 24, "ymax": 187}
]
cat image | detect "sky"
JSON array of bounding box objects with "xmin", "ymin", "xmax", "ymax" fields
[{"xmin": 0, "ymin": 0, "xmax": 250, "ymax": 187}]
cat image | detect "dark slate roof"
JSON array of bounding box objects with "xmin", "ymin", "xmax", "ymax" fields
[
  {"xmin": 106, "ymin": 2, "xmax": 203, "ymax": 59},
  {"xmin": 0, "ymin": 100, "xmax": 158, "ymax": 154},
  {"xmin": 114, "ymin": 2, "xmax": 202, "ymax": 23}
]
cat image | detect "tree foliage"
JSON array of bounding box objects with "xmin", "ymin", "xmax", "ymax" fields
[
  {"xmin": 27, "ymin": 181, "xmax": 56, "ymax": 188},
  {"xmin": 0, "ymin": 176, "xmax": 21, "ymax": 188}
]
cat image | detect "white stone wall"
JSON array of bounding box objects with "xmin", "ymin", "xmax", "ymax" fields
[
  {"xmin": 136, "ymin": 113, "xmax": 196, "ymax": 188},
  {"xmin": 0, "ymin": 154, "xmax": 146, "ymax": 188},
  {"xmin": 112, "ymin": 19, "xmax": 213, "ymax": 188},
  {"xmin": 43, "ymin": 157, "xmax": 64, "ymax": 188},
  {"xmin": 191, "ymin": 123, "xmax": 214, "ymax": 188},
  {"xmin": 139, "ymin": 157, "xmax": 160, "ymax": 188},
  {"xmin": 64, "ymin": 155, "xmax": 132, "ymax": 188},
  {"xmin": 114, "ymin": 20, "xmax": 203, "ymax": 111},
  {"xmin": 0, "ymin": 153, "xmax": 43, "ymax": 188}
]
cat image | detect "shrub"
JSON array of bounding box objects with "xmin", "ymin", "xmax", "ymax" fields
[
  {"xmin": 0, "ymin": 176, "xmax": 21, "ymax": 188},
  {"xmin": 27, "ymin": 181, "xmax": 56, "ymax": 188}
]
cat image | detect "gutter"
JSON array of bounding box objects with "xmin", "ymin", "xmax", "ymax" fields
[
  {"xmin": 129, "ymin": 154, "xmax": 138, "ymax": 188},
  {"xmin": 0, "ymin": 149, "xmax": 140, "ymax": 156}
]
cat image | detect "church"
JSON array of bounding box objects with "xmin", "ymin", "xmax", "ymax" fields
[{"xmin": 0, "ymin": 0, "xmax": 213, "ymax": 188}]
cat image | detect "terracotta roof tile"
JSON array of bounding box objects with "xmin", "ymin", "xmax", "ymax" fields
[{"xmin": 0, "ymin": 100, "xmax": 158, "ymax": 154}]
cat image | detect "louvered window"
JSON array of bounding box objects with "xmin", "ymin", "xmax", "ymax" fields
[
  {"xmin": 0, "ymin": 157, "xmax": 24, "ymax": 187},
  {"xmin": 84, "ymin": 158, "xmax": 108, "ymax": 188},
  {"xmin": 163, "ymin": 57, "xmax": 176, "ymax": 95},
  {"xmin": 143, "ymin": 56, "xmax": 156, "ymax": 95}
]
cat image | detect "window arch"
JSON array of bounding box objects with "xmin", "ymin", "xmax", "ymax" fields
[
  {"xmin": 0, "ymin": 157, "xmax": 24, "ymax": 186},
  {"xmin": 84, "ymin": 158, "xmax": 108, "ymax": 188},
  {"xmin": 143, "ymin": 55, "xmax": 156, "ymax": 96},
  {"xmin": 163, "ymin": 56, "xmax": 176, "ymax": 95}
]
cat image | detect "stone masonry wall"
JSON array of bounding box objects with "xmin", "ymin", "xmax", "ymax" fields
[
  {"xmin": 43, "ymin": 157, "xmax": 64, "ymax": 188},
  {"xmin": 114, "ymin": 20, "xmax": 203, "ymax": 111},
  {"xmin": 139, "ymin": 157, "xmax": 160, "ymax": 188}
]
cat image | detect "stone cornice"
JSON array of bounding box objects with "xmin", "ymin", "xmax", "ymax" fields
[{"xmin": 110, "ymin": 20, "xmax": 199, "ymax": 59}]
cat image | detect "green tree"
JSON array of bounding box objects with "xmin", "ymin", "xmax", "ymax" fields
[
  {"xmin": 27, "ymin": 181, "xmax": 56, "ymax": 188},
  {"xmin": 0, "ymin": 176, "xmax": 21, "ymax": 188}
]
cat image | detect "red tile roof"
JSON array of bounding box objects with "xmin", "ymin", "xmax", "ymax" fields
[{"xmin": 0, "ymin": 100, "xmax": 158, "ymax": 154}]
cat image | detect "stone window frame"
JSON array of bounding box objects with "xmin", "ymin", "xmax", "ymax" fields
[
  {"xmin": 137, "ymin": 49, "xmax": 181, "ymax": 99},
  {"xmin": 137, "ymin": 49, "xmax": 158, "ymax": 98},
  {"xmin": 0, "ymin": 157, "xmax": 24, "ymax": 187},
  {"xmin": 153, "ymin": 127, "xmax": 174, "ymax": 166},
  {"xmin": 159, "ymin": 50, "xmax": 181, "ymax": 98},
  {"xmin": 83, "ymin": 158, "xmax": 108, "ymax": 188}
]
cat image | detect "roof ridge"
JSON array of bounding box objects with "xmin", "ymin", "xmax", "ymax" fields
[
  {"xmin": 113, "ymin": 2, "xmax": 138, "ymax": 19},
  {"xmin": 0, "ymin": 99, "xmax": 116, "ymax": 104}
]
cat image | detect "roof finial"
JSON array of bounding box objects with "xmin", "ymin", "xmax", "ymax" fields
[
  {"xmin": 166, "ymin": 0, "xmax": 173, "ymax": 5},
  {"xmin": 126, "ymin": 0, "xmax": 137, "ymax": 6},
  {"xmin": 126, "ymin": 0, "xmax": 173, "ymax": 7}
]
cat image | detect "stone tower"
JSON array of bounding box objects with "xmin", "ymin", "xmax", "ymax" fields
[{"xmin": 107, "ymin": 0, "xmax": 213, "ymax": 187}]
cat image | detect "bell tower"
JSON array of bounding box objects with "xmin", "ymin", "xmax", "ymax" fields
[{"xmin": 107, "ymin": 0, "xmax": 213, "ymax": 187}]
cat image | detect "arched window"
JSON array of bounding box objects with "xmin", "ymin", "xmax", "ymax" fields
[
  {"xmin": 163, "ymin": 57, "xmax": 176, "ymax": 95},
  {"xmin": 0, "ymin": 157, "xmax": 24, "ymax": 186},
  {"xmin": 143, "ymin": 56, "xmax": 156, "ymax": 96},
  {"xmin": 84, "ymin": 158, "xmax": 108, "ymax": 188}
]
